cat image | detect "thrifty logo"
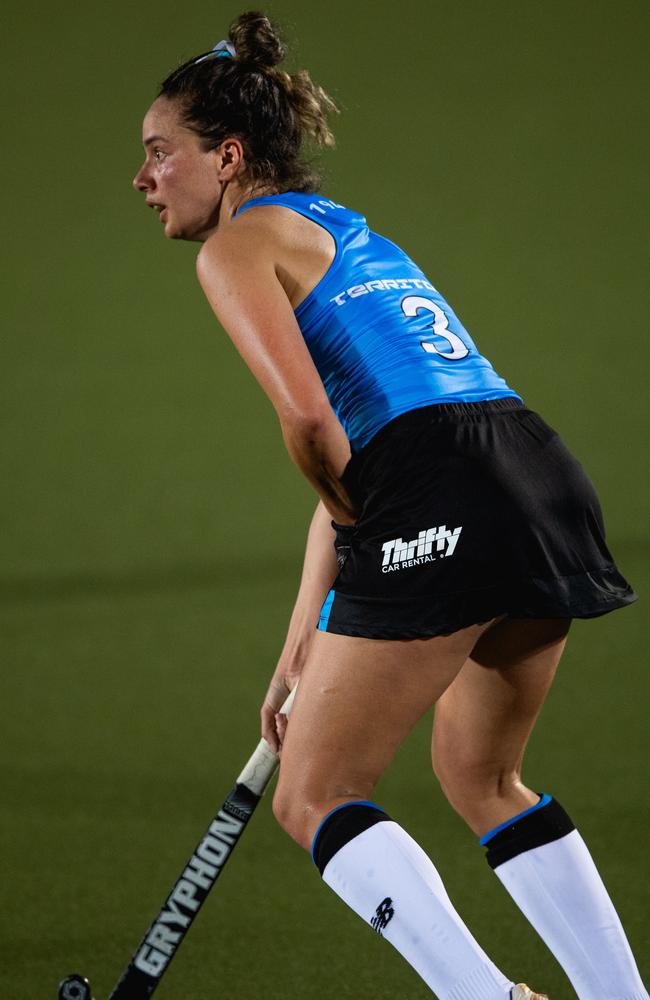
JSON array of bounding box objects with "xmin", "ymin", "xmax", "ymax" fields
[
  {"xmin": 381, "ymin": 525, "xmax": 462, "ymax": 573},
  {"xmin": 133, "ymin": 810, "xmax": 244, "ymax": 977}
]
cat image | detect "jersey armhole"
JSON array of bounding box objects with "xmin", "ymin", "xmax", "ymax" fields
[{"xmin": 234, "ymin": 199, "xmax": 342, "ymax": 316}]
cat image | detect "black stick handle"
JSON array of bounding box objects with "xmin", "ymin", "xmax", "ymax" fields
[
  {"xmin": 107, "ymin": 782, "xmax": 262, "ymax": 999},
  {"xmin": 105, "ymin": 686, "xmax": 297, "ymax": 998}
]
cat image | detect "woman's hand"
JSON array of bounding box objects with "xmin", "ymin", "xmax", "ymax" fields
[{"xmin": 260, "ymin": 657, "xmax": 304, "ymax": 754}]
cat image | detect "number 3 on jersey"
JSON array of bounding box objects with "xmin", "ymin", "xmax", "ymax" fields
[{"xmin": 401, "ymin": 295, "xmax": 469, "ymax": 360}]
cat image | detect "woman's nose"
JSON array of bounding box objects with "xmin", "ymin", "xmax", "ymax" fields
[{"xmin": 132, "ymin": 165, "xmax": 150, "ymax": 192}]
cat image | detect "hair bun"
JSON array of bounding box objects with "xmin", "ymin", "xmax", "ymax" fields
[{"xmin": 229, "ymin": 11, "xmax": 286, "ymax": 69}]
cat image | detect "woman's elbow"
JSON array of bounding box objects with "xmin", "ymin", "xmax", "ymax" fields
[{"xmin": 281, "ymin": 406, "xmax": 332, "ymax": 447}]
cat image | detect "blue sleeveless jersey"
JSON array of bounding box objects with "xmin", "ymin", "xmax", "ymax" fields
[{"xmin": 236, "ymin": 192, "xmax": 522, "ymax": 451}]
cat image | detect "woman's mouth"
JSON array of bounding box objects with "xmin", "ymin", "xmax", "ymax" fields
[{"xmin": 149, "ymin": 203, "xmax": 168, "ymax": 222}]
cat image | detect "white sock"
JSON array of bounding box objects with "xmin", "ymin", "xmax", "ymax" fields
[
  {"xmin": 483, "ymin": 795, "xmax": 648, "ymax": 1000},
  {"xmin": 314, "ymin": 805, "xmax": 514, "ymax": 1000}
]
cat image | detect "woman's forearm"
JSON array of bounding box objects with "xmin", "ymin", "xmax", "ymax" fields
[
  {"xmin": 280, "ymin": 501, "xmax": 339, "ymax": 665},
  {"xmin": 281, "ymin": 411, "xmax": 358, "ymax": 524},
  {"xmin": 261, "ymin": 501, "xmax": 339, "ymax": 748}
]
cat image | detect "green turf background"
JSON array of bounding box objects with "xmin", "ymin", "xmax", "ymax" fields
[{"xmin": 2, "ymin": 0, "xmax": 648, "ymax": 996}]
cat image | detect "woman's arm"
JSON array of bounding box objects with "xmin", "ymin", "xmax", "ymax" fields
[
  {"xmin": 260, "ymin": 500, "xmax": 338, "ymax": 751},
  {"xmin": 196, "ymin": 223, "xmax": 359, "ymax": 524}
]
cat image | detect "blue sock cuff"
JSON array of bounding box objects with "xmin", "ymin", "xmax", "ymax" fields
[
  {"xmin": 311, "ymin": 800, "xmax": 384, "ymax": 863},
  {"xmin": 479, "ymin": 793, "xmax": 553, "ymax": 846},
  {"xmin": 311, "ymin": 799, "xmax": 390, "ymax": 875}
]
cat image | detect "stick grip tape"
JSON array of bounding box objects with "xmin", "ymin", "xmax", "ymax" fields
[{"xmin": 237, "ymin": 683, "xmax": 298, "ymax": 795}]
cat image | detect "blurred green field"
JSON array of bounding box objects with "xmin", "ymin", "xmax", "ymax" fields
[{"xmin": 2, "ymin": 0, "xmax": 648, "ymax": 997}]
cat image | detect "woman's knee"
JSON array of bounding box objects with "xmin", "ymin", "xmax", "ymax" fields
[
  {"xmin": 272, "ymin": 784, "xmax": 307, "ymax": 848},
  {"xmin": 272, "ymin": 778, "xmax": 371, "ymax": 853},
  {"xmin": 272, "ymin": 782, "xmax": 332, "ymax": 852},
  {"xmin": 432, "ymin": 750, "xmax": 520, "ymax": 823}
]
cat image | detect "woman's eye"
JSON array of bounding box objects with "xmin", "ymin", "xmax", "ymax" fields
[{"xmin": 154, "ymin": 149, "xmax": 165, "ymax": 161}]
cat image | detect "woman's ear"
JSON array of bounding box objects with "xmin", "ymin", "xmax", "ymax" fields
[{"xmin": 214, "ymin": 138, "xmax": 245, "ymax": 180}]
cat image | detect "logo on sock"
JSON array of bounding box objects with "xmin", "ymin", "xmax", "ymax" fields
[
  {"xmin": 380, "ymin": 525, "xmax": 462, "ymax": 573},
  {"xmin": 370, "ymin": 896, "xmax": 395, "ymax": 934}
]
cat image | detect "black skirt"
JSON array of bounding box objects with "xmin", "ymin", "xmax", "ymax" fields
[{"xmin": 317, "ymin": 398, "xmax": 637, "ymax": 640}]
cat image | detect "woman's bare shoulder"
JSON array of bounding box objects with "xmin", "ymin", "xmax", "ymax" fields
[
  {"xmin": 197, "ymin": 202, "xmax": 332, "ymax": 309},
  {"xmin": 197, "ymin": 207, "xmax": 280, "ymax": 273}
]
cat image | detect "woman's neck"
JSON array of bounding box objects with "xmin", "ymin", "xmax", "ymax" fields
[{"xmin": 222, "ymin": 179, "xmax": 280, "ymax": 221}]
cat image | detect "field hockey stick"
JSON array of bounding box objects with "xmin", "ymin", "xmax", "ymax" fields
[{"xmin": 58, "ymin": 685, "xmax": 298, "ymax": 1000}]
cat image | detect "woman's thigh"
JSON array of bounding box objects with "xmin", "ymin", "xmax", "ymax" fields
[
  {"xmin": 431, "ymin": 617, "xmax": 571, "ymax": 833},
  {"xmin": 276, "ymin": 620, "xmax": 498, "ymax": 847}
]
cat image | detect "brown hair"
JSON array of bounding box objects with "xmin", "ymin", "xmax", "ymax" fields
[{"xmin": 159, "ymin": 11, "xmax": 339, "ymax": 193}]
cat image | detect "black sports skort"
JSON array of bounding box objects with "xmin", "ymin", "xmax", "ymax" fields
[{"xmin": 317, "ymin": 398, "xmax": 637, "ymax": 639}]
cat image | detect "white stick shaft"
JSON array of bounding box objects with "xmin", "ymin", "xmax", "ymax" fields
[{"xmin": 236, "ymin": 685, "xmax": 297, "ymax": 797}]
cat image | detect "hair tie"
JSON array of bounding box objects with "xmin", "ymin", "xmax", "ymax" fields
[{"xmin": 194, "ymin": 39, "xmax": 236, "ymax": 64}]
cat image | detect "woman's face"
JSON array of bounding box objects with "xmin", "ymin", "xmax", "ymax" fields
[{"xmin": 133, "ymin": 97, "xmax": 225, "ymax": 242}]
